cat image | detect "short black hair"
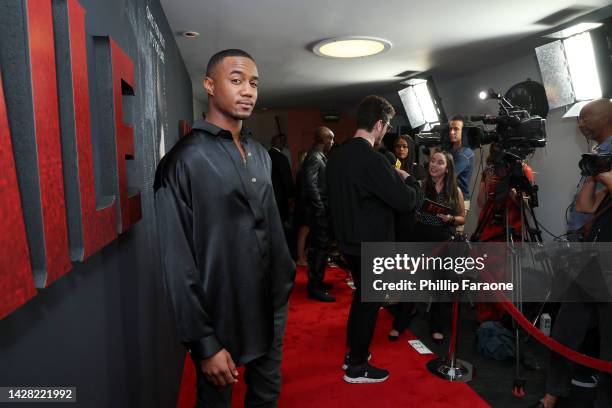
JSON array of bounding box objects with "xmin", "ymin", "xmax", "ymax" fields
[
  {"xmin": 449, "ymin": 114, "xmax": 465, "ymax": 123},
  {"xmin": 356, "ymin": 95, "xmax": 395, "ymax": 132},
  {"xmin": 206, "ymin": 49, "xmax": 255, "ymax": 76}
]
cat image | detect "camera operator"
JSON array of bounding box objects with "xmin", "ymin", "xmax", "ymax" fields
[
  {"xmin": 533, "ymin": 98, "xmax": 612, "ymax": 408},
  {"xmin": 448, "ymin": 115, "xmax": 475, "ymax": 232},
  {"xmin": 567, "ymin": 99, "xmax": 612, "ymax": 240}
]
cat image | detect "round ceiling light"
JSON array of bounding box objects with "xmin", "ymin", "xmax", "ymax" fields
[{"xmin": 313, "ymin": 36, "xmax": 391, "ymax": 58}]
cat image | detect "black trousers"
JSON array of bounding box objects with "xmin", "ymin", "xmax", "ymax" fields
[
  {"xmin": 195, "ymin": 305, "xmax": 288, "ymax": 408},
  {"xmin": 428, "ymin": 302, "xmax": 448, "ymax": 333},
  {"xmin": 307, "ymin": 215, "xmax": 329, "ymax": 291},
  {"xmin": 545, "ymin": 301, "xmax": 612, "ymax": 408},
  {"xmin": 344, "ymin": 254, "xmax": 383, "ymax": 366},
  {"xmin": 392, "ymin": 302, "xmax": 416, "ymax": 332}
]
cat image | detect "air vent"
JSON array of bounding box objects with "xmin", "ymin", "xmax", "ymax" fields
[
  {"xmin": 535, "ymin": 6, "xmax": 594, "ymax": 26},
  {"xmin": 395, "ymin": 70, "xmax": 420, "ymax": 78},
  {"xmin": 322, "ymin": 112, "xmax": 340, "ymax": 122}
]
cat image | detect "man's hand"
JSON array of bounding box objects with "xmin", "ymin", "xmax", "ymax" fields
[
  {"xmin": 200, "ymin": 349, "xmax": 238, "ymax": 387},
  {"xmin": 395, "ymin": 168, "xmax": 409, "ymax": 180},
  {"xmin": 595, "ymin": 170, "xmax": 612, "ymax": 188}
]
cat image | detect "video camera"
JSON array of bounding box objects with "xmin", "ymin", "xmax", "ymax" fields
[
  {"xmin": 415, "ymin": 89, "xmax": 547, "ymax": 159},
  {"xmin": 579, "ymin": 153, "xmax": 612, "ymax": 176}
]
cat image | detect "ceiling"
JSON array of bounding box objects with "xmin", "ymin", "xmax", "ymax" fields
[{"xmin": 160, "ymin": 0, "xmax": 612, "ymax": 110}]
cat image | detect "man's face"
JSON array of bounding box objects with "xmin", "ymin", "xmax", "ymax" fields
[
  {"xmin": 578, "ymin": 104, "xmax": 605, "ymax": 141},
  {"xmin": 322, "ymin": 131, "xmax": 335, "ymax": 154},
  {"xmin": 449, "ymin": 120, "xmax": 463, "ymax": 144},
  {"xmin": 205, "ymin": 56, "xmax": 259, "ymax": 120},
  {"xmin": 375, "ymin": 117, "xmax": 393, "ymax": 146}
]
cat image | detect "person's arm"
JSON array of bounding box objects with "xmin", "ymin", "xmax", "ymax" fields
[
  {"xmin": 303, "ymin": 155, "xmax": 325, "ymax": 216},
  {"xmin": 280, "ymin": 154, "xmax": 295, "ymax": 199},
  {"xmin": 365, "ymin": 155, "xmax": 423, "ymax": 213},
  {"xmin": 454, "ymin": 152, "xmax": 470, "ymax": 179},
  {"xmin": 576, "ymin": 171, "xmax": 612, "ymax": 213},
  {"xmin": 437, "ymin": 188, "xmax": 465, "ymax": 225},
  {"xmin": 154, "ymin": 161, "xmax": 237, "ymax": 386},
  {"xmin": 262, "ymin": 152, "xmax": 296, "ymax": 309},
  {"xmin": 454, "ymin": 188, "xmax": 466, "ymax": 226}
]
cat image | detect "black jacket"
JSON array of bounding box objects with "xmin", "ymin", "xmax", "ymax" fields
[
  {"xmin": 154, "ymin": 121, "xmax": 295, "ymax": 365},
  {"xmin": 301, "ymin": 149, "xmax": 328, "ymax": 219},
  {"xmin": 268, "ymin": 147, "xmax": 294, "ymax": 222},
  {"xmin": 327, "ymin": 137, "xmax": 423, "ymax": 255}
]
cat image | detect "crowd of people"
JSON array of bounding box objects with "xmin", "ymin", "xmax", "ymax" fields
[{"xmin": 154, "ymin": 48, "xmax": 612, "ymax": 407}]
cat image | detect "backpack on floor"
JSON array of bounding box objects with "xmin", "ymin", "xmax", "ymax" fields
[{"xmin": 474, "ymin": 321, "xmax": 515, "ymax": 360}]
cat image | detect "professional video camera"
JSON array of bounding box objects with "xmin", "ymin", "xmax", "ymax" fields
[
  {"xmin": 579, "ymin": 153, "xmax": 612, "ymax": 176},
  {"xmin": 415, "ymin": 89, "xmax": 547, "ymax": 159}
]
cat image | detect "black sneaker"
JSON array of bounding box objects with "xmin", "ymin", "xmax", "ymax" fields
[
  {"xmin": 342, "ymin": 352, "xmax": 372, "ymax": 370},
  {"xmin": 319, "ymin": 282, "xmax": 333, "ymax": 290},
  {"xmin": 571, "ymin": 374, "xmax": 598, "ymax": 388},
  {"xmin": 343, "ymin": 362, "xmax": 389, "ymax": 383},
  {"xmin": 307, "ymin": 288, "xmax": 336, "ymax": 302}
]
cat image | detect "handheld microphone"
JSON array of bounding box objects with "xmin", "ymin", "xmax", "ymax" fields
[{"xmin": 383, "ymin": 151, "xmax": 401, "ymax": 169}]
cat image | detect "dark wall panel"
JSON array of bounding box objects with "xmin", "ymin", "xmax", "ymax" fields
[{"xmin": 0, "ymin": 0, "xmax": 192, "ymax": 406}]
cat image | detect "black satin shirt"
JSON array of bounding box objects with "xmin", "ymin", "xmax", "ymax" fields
[{"xmin": 154, "ymin": 121, "xmax": 295, "ymax": 365}]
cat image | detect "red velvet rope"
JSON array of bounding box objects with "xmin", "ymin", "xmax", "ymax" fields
[
  {"xmin": 499, "ymin": 300, "xmax": 612, "ymax": 372},
  {"xmin": 470, "ymin": 244, "xmax": 612, "ymax": 372}
]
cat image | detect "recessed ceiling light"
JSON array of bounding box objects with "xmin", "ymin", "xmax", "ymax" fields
[
  {"xmin": 182, "ymin": 31, "xmax": 200, "ymax": 38},
  {"xmin": 313, "ymin": 36, "xmax": 391, "ymax": 58}
]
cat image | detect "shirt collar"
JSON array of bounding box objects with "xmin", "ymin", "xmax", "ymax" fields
[
  {"xmin": 192, "ymin": 120, "xmax": 252, "ymax": 142},
  {"xmin": 594, "ymin": 135, "xmax": 612, "ymax": 154}
]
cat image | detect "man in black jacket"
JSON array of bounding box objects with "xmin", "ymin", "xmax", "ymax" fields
[
  {"xmin": 154, "ymin": 49, "xmax": 294, "ymax": 407},
  {"xmin": 327, "ymin": 95, "xmax": 422, "ymax": 383},
  {"xmin": 302, "ymin": 126, "xmax": 335, "ymax": 302},
  {"xmin": 269, "ymin": 134, "xmax": 294, "ymax": 224}
]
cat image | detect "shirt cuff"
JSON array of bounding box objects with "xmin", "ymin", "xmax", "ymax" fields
[
  {"xmin": 187, "ymin": 335, "xmax": 223, "ymax": 362},
  {"xmin": 404, "ymin": 174, "xmax": 418, "ymax": 185}
]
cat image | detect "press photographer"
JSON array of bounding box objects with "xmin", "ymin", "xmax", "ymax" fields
[
  {"xmin": 567, "ymin": 100, "xmax": 612, "ymax": 242},
  {"xmin": 534, "ymin": 98, "xmax": 612, "ymax": 408}
]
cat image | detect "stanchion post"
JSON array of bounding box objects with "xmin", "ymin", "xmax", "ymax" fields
[{"xmin": 426, "ymin": 294, "xmax": 474, "ymax": 382}]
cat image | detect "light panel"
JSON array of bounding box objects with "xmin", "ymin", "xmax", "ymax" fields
[
  {"xmin": 313, "ymin": 37, "xmax": 391, "ymax": 58},
  {"xmin": 563, "ymin": 32, "xmax": 602, "ymax": 101}
]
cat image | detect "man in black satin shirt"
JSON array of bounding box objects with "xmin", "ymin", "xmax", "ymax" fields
[{"xmin": 154, "ymin": 49, "xmax": 295, "ymax": 407}]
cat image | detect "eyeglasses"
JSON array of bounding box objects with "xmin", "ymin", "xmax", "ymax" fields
[
  {"xmin": 394, "ymin": 144, "xmax": 408, "ymax": 149},
  {"xmin": 383, "ymin": 120, "xmax": 393, "ymax": 133}
]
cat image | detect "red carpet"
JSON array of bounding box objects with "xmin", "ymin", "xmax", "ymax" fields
[{"xmin": 177, "ymin": 266, "xmax": 490, "ymax": 408}]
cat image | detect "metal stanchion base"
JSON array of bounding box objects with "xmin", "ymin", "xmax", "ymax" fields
[{"xmin": 427, "ymin": 358, "xmax": 473, "ymax": 382}]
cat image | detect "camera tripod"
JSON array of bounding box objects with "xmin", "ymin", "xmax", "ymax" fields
[{"xmin": 471, "ymin": 157, "xmax": 555, "ymax": 396}]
